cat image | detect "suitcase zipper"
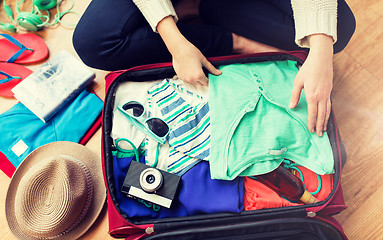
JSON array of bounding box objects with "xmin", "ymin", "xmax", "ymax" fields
[
  {"xmin": 145, "ymin": 227, "xmax": 155, "ymax": 234},
  {"xmin": 307, "ymin": 211, "xmax": 316, "ymax": 217}
]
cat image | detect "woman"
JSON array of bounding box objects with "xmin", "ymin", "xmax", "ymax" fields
[{"xmin": 73, "ymin": 0, "xmax": 355, "ymax": 136}]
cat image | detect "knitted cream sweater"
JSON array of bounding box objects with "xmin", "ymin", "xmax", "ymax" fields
[{"xmin": 132, "ymin": 0, "xmax": 337, "ymax": 48}]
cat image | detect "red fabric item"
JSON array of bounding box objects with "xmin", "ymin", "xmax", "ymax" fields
[
  {"xmin": 293, "ymin": 166, "xmax": 333, "ymax": 201},
  {"xmin": 244, "ymin": 166, "xmax": 333, "ymax": 211},
  {"xmin": 79, "ymin": 113, "xmax": 102, "ymax": 145},
  {"xmin": 244, "ymin": 177, "xmax": 300, "ymax": 210},
  {"xmin": 0, "ymin": 151, "xmax": 16, "ymax": 178}
]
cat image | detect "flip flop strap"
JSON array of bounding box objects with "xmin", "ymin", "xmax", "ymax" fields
[
  {"xmin": 0, "ymin": 70, "xmax": 21, "ymax": 84},
  {"xmin": 0, "ymin": 33, "xmax": 34, "ymax": 63}
]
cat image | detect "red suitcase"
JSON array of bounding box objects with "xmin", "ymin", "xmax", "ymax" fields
[{"xmin": 101, "ymin": 51, "xmax": 348, "ymax": 240}]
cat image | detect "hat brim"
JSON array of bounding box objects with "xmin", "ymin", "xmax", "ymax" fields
[{"xmin": 6, "ymin": 141, "xmax": 106, "ymax": 240}]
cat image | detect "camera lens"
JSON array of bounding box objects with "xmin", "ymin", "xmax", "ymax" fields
[
  {"xmin": 139, "ymin": 168, "xmax": 163, "ymax": 193},
  {"xmin": 146, "ymin": 174, "xmax": 155, "ymax": 184}
]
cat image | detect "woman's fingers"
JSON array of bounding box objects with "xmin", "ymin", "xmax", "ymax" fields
[
  {"xmin": 307, "ymin": 97, "xmax": 331, "ymax": 137},
  {"xmin": 316, "ymin": 100, "xmax": 327, "ymax": 137},
  {"xmin": 202, "ymin": 57, "xmax": 222, "ymax": 76},
  {"xmin": 307, "ymin": 99, "xmax": 318, "ymax": 134},
  {"xmin": 324, "ymin": 99, "xmax": 331, "ymax": 131}
]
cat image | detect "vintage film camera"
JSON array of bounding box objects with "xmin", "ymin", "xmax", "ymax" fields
[{"xmin": 121, "ymin": 161, "xmax": 181, "ymax": 208}]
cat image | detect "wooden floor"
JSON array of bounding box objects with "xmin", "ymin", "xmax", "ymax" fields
[
  {"xmin": 332, "ymin": 1, "xmax": 383, "ymax": 239},
  {"xmin": 0, "ymin": 0, "xmax": 381, "ymax": 239}
]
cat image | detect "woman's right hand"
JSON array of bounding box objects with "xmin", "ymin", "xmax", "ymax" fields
[
  {"xmin": 172, "ymin": 39, "xmax": 221, "ymax": 86},
  {"xmin": 157, "ymin": 16, "xmax": 221, "ymax": 86}
]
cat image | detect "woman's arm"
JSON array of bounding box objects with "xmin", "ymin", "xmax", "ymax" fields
[
  {"xmin": 289, "ymin": 34, "xmax": 334, "ymax": 137},
  {"xmin": 290, "ymin": 0, "xmax": 337, "ymax": 136},
  {"xmin": 157, "ymin": 16, "xmax": 221, "ymax": 86},
  {"xmin": 133, "ymin": 0, "xmax": 221, "ymax": 85},
  {"xmin": 133, "ymin": 0, "xmax": 178, "ymax": 32}
]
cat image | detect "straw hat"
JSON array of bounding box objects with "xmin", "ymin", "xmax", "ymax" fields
[{"xmin": 6, "ymin": 141, "xmax": 106, "ymax": 240}]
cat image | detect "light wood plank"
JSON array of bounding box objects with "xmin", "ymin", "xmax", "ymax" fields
[
  {"xmin": 346, "ymin": 17, "xmax": 383, "ymax": 80},
  {"xmin": 340, "ymin": 186, "xmax": 383, "ymax": 239}
]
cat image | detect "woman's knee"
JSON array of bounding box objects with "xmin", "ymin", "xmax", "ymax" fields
[
  {"xmin": 73, "ymin": 30, "xmax": 127, "ymax": 71},
  {"xmin": 73, "ymin": 25, "xmax": 170, "ymax": 71},
  {"xmin": 72, "ymin": 0, "xmax": 147, "ymax": 70},
  {"xmin": 72, "ymin": 24, "xmax": 106, "ymax": 69}
]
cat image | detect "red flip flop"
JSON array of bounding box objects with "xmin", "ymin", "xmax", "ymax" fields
[
  {"xmin": 0, "ymin": 33, "xmax": 49, "ymax": 64},
  {"xmin": 0, "ymin": 63, "xmax": 33, "ymax": 98}
]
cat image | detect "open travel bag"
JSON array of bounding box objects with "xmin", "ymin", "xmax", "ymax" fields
[{"xmin": 101, "ymin": 51, "xmax": 348, "ymax": 240}]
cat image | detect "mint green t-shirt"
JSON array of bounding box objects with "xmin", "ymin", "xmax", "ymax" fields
[{"xmin": 208, "ymin": 60, "xmax": 334, "ymax": 180}]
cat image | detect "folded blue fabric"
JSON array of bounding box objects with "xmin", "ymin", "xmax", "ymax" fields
[
  {"xmin": 0, "ymin": 89, "xmax": 103, "ymax": 167},
  {"xmin": 113, "ymin": 153, "xmax": 244, "ymax": 220}
]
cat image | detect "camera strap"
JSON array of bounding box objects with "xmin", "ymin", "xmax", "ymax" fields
[
  {"xmin": 115, "ymin": 138, "xmax": 140, "ymax": 162},
  {"xmin": 115, "ymin": 137, "xmax": 160, "ymax": 168}
]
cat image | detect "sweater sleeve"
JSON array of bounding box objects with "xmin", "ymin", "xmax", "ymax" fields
[
  {"xmin": 291, "ymin": 0, "xmax": 337, "ymax": 48},
  {"xmin": 133, "ymin": 0, "xmax": 178, "ymax": 32}
]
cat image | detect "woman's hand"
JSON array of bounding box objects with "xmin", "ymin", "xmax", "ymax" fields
[
  {"xmin": 157, "ymin": 16, "xmax": 221, "ymax": 86},
  {"xmin": 289, "ymin": 34, "xmax": 334, "ymax": 137},
  {"xmin": 171, "ymin": 38, "xmax": 221, "ymax": 86}
]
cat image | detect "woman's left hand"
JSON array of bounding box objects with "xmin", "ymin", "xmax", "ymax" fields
[{"xmin": 289, "ymin": 34, "xmax": 334, "ymax": 137}]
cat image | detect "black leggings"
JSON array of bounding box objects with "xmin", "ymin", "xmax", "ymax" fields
[{"xmin": 73, "ymin": 0, "xmax": 356, "ymax": 71}]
